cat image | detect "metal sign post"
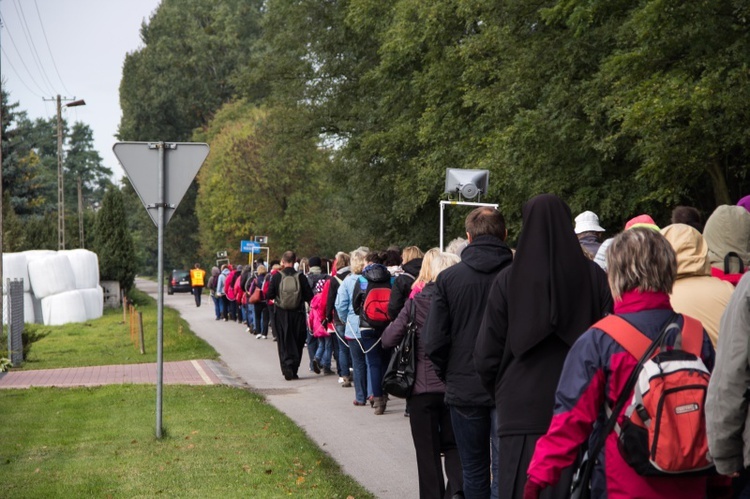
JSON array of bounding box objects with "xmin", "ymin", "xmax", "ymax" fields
[{"xmin": 113, "ymin": 141, "xmax": 210, "ymax": 439}]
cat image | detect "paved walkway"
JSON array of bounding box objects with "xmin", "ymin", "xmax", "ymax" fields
[{"xmin": 0, "ymin": 359, "xmax": 231, "ymax": 389}]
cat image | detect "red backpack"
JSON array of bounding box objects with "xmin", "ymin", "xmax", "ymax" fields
[{"xmin": 598, "ymin": 314, "xmax": 713, "ymax": 476}]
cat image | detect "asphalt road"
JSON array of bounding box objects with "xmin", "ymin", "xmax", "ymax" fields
[{"xmin": 137, "ymin": 278, "xmax": 418, "ymax": 498}]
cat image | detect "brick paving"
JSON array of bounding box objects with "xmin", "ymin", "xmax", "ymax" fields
[{"xmin": 0, "ymin": 359, "xmax": 227, "ymax": 389}]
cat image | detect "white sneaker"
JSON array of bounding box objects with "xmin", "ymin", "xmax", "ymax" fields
[
  {"xmin": 338, "ymin": 377, "xmax": 345, "ymax": 384},
  {"xmin": 245, "ymin": 328, "xmax": 251, "ymax": 333},
  {"xmin": 261, "ymin": 336, "xmax": 267, "ymax": 339},
  {"xmin": 256, "ymin": 334, "xmax": 263, "ymax": 339}
]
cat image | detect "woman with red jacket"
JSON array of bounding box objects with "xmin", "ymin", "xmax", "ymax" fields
[{"xmin": 523, "ymin": 228, "xmax": 715, "ymax": 499}]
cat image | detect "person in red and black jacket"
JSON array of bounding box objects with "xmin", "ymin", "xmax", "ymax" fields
[{"xmin": 523, "ymin": 228, "xmax": 715, "ymax": 499}]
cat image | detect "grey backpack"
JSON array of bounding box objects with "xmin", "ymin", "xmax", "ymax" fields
[{"xmin": 276, "ymin": 272, "xmax": 302, "ymax": 310}]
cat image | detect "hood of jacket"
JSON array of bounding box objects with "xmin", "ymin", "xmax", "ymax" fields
[
  {"xmin": 460, "ymin": 235, "xmax": 513, "ymax": 274},
  {"xmin": 362, "ymin": 263, "xmax": 391, "ymax": 283},
  {"xmin": 703, "ymin": 205, "xmax": 750, "ymax": 271},
  {"xmin": 662, "ymin": 224, "xmax": 711, "ymax": 278},
  {"xmin": 401, "ymin": 258, "xmax": 422, "ymax": 278}
]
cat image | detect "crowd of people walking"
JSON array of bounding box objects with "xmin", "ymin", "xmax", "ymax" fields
[{"xmin": 192, "ymin": 193, "xmax": 750, "ymax": 499}]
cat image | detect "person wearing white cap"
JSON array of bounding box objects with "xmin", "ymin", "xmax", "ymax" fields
[{"xmin": 574, "ymin": 210, "xmax": 606, "ymax": 259}]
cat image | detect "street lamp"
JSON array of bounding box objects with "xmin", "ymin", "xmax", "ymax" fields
[{"xmin": 55, "ymin": 95, "xmax": 86, "ymax": 250}]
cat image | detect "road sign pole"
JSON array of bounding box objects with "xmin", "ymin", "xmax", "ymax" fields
[
  {"xmin": 113, "ymin": 140, "xmax": 209, "ymax": 439},
  {"xmin": 155, "ymin": 142, "xmax": 166, "ymax": 439}
]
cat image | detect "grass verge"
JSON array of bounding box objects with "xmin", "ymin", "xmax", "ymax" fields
[
  {"xmin": 0, "ymin": 384, "xmax": 372, "ymax": 498},
  {"xmin": 2, "ymin": 288, "xmax": 218, "ymax": 370}
]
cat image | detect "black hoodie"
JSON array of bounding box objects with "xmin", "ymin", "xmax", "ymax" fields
[
  {"xmin": 424, "ymin": 235, "xmax": 513, "ymax": 407},
  {"xmin": 387, "ymin": 257, "xmax": 423, "ymax": 321}
]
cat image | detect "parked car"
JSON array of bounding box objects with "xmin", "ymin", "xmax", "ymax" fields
[{"xmin": 167, "ymin": 269, "xmax": 191, "ymax": 295}]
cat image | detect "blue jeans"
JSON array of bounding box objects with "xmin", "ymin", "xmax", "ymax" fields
[
  {"xmin": 212, "ymin": 295, "xmax": 221, "ymax": 319},
  {"xmin": 334, "ymin": 324, "xmax": 351, "ymax": 377},
  {"xmin": 355, "ymin": 331, "xmax": 383, "ymax": 397},
  {"xmin": 449, "ymin": 405, "xmax": 499, "ymax": 499},
  {"xmin": 314, "ymin": 335, "xmax": 333, "ymax": 369},
  {"xmin": 349, "ymin": 337, "xmax": 368, "ymax": 404},
  {"xmin": 254, "ymin": 303, "xmax": 269, "ymax": 336}
]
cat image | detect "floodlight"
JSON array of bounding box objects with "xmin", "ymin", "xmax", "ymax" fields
[{"xmin": 444, "ymin": 168, "xmax": 489, "ymax": 200}]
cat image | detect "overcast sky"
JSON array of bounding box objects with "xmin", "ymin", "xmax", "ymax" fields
[{"xmin": 1, "ymin": 0, "xmax": 162, "ymax": 181}]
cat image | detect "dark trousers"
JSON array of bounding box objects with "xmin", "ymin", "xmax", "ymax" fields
[
  {"xmin": 253, "ymin": 303, "xmax": 269, "ymax": 336},
  {"xmin": 449, "ymin": 405, "xmax": 499, "ymax": 499},
  {"xmin": 498, "ymin": 434, "xmax": 574, "ymax": 499},
  {"xmin": 410, "ymin": 393, "xmax": 463, "ymax": 499},
  {"xmin": 273, "ymin": 308, "xmax": 307, "ymax": 377},
  {"xmin": 192, "ymin": 286, "xmax": 203, "ymax": 307}
]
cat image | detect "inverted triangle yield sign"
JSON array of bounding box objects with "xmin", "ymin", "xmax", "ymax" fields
[{"xmin": 113, "ymin": 142, "xmax": 210, "ymax": 226}]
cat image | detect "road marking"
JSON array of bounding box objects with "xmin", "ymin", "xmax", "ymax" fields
[{"xmin": 191, "ymin": 360, "xmax": 214, "ymax": 385}]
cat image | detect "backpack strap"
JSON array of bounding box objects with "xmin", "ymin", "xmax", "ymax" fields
[
  {"xmin": 725, "ymin": 251, "xmax": 744, "ymax": 274},
  {"xmin": 593, "ymin": 315, "xmax": 652, "ymax": 359},
  {"xmin": 680, "ymin": 315, "xmax": 703, "ymax": 357}
]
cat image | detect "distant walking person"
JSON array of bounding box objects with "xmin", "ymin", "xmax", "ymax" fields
[
  {"xmin": 190, "ymin": 263, "xmax": 206, "ymax": 307},
  {"xmin": 266, "ymin": 251, "xmax": 314, "ymax": 380}
]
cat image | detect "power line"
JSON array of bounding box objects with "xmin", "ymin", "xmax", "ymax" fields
[
  {"xmin": 33, "ymin": 0, "xmax": 70, "ymax": 95},
  {"xmin": 11, "ymin": 0, "xmax": 57, "ymax": 95},
  {"xmin": 0, "ymin": 12, "xmax": 50, "ymax": 95},
  {"xmin": 0, "ymin": 45, "xmax": 44, "ymax": 98}
]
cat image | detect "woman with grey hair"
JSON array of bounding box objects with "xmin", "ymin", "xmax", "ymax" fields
[{"xmin": 523, "ymin": 228, "xmax": 715, "ymax": 499}]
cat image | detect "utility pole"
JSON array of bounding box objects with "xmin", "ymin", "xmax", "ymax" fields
[
  {"xmin": 43, "ymin": 95, "xmax": 86, "ymax": 250},
  {"xmin": 56, "ymin": 95, "xmax": 64, "ymax": 250},
  {"xmin": 78, "ymin": 176, "xmax": 84, "ymax": 248}
]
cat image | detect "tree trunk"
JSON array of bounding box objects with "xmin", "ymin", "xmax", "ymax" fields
[{"xmin": 706, "ymin": 158, "xmax": 731, "ymax": 206}]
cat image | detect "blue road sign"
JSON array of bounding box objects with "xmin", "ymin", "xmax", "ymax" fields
[{"xmin": 240, "ymin": 240, "xmax": 262, "ymax": 254}]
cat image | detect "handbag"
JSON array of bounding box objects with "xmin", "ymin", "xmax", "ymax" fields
[
  {"xmin": 248, "ymin": 287, "xmax": 262, "ymax": 304},
  {"xmin": 382, "ymin": 300, "xmax": 417, "ymax": 399},
  {"xmin": 570, "ymin": 315, "xmax": 676, "ymax": 499}
]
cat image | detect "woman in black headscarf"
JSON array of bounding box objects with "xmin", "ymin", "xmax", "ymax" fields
[{"xmin": 474, "ymin": 194, "xmax": 613, "ymax": 499}]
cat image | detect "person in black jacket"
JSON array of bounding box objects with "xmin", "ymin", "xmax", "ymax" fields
[
  {"xmin": 424, "ymin": 207, "xmax": 513, "ymax": 499},
  {"xmin": 266, "ymin": 251, "xmax": 314, "ymax": 380},
  {"xmin": 387, "ymin": 246, "xmax": 424, "ymax": 321},
  {"xmin": 473, "ymin": 194, "xmax": 613, "ymax": 499}
]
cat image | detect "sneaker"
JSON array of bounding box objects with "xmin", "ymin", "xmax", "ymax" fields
[
  {"xmin": 323, "ymin": 368, "xmax": 335, "ymax": 375},
  {"xmin": 256, "ymin": 334, "xmax": 263, "ymax": 339},
  {"xmin": 338, "ymin": 377, "xmax": 345, "ymax": 384},
  {"xmin": 312, "ymin": 359, "xmax": 322, "ymax": 374},
  {"xmin": 245, "ymin": 328, "xmax": 252, "ymax": 333},
  {"xmin": 261, "ymin": 336, "xmax": 267, "ymax": 340}
]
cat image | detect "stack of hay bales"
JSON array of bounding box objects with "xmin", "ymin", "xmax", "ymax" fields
[{"xmin": 2, "ymin": 249, "xmax": 103, "ymax": 326}]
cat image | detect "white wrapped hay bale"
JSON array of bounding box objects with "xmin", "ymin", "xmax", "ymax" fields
[
  {"xmin": 41, "ymin": 290, "xmax": 88, "ymax": 325},
  {"xmin": 2, "ymin": 252, "xmax": 30, "ymax": 292},
  {"xmin": 79, "ymin": 286, "xmax": 104, "ymax": 320},
  {"xmin": 27, "ymin": 253, "xmax": 77, "ymax": 299},
  {"xmin": 60, "ymin": 249, "xmax": 100, "ymax": 289}
]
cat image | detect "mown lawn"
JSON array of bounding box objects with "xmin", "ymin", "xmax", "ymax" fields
[
  {"xmin": 3, "ymin": 288, "xmax": 218, "ymax": 370},
  {"xmin": 0, "ymin": 384, "xmax": 372, "ymax": 498}
]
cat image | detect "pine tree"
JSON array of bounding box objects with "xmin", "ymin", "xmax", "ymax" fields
[{"xmin": 92, "ymin": 187, "xmax": 136, "ymax": 292}]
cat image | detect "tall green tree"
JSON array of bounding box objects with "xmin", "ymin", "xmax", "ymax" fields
[
  {"xmin": 65, "ymin": 122, "xmax": 113, "ymax": 208},
  {"xmin": 92, "ymin": 187, "xmax": 136, "ymax": 293},
  {"xmin": 118, "ymin": 0, "xmax": 266, "ymax": 272}
]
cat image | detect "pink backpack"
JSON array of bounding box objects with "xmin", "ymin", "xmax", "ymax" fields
[
  {"xmin": 307, "ymin": 293, "xmax": 328, "ymax": 338},
  {"xmin": 224, "ymin": 270, "xmax": 238, "ymax": 301}
]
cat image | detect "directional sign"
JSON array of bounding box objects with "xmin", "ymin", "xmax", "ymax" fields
[
  {"xmin": 113, "ymin": 142, "xmax": 210, "ymax": 226},
  {"xmin": 240, "ymin": 240, "xmax": 257, "ymax": 253}
]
